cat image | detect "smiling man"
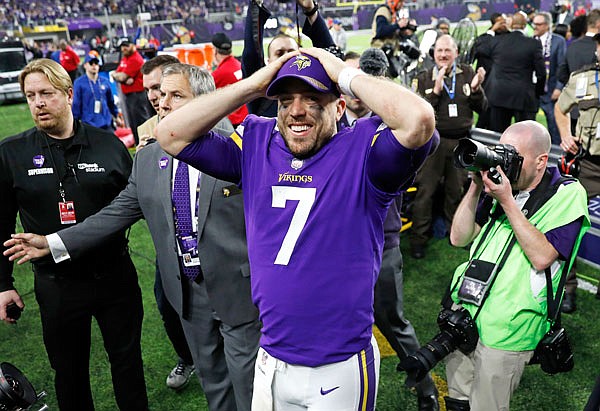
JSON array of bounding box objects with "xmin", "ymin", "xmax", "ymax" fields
[
  {"xmin": 409, "ymin": 34, "xmax": 487, "ymax": 260},
  {"xmin": 155, "ymin": 48, "xmax": 435, "ymax": 410},
  {"xmin": 3, "ymin": 64, "xmax": 258, "ymax": 411},
  {"xmin": 0, "ymin": 58, "xmax": 148, "ymax": 411}
]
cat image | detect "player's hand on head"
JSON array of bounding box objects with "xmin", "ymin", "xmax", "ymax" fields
[
  {"xmin": 298, "ymin": 47, "xmax": 346, "ymax": 83},
  {"xmin": 254, "ymin": 50, "xmax": 300, "ymax": 96}
]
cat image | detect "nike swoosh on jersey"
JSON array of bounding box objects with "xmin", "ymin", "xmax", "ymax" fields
[{"xmin": 320, "ymin": 386, "xmax": 340, "ymax": 395}]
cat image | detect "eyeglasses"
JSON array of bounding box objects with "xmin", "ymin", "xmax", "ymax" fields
[
  {"xmin": 88, "ymin": 61, "xmax": 99, "ymax": 65},
  {"xmin": 532, "ymin": 22, "xmax": 547, "ymax": 26}
]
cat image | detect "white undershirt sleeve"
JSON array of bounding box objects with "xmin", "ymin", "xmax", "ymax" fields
[{"xmin": 46, "ymin": 233, "xmax": 71, "ymax": 263}]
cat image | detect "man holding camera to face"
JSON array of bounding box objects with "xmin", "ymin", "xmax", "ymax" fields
[
  {"xmin": 370, "ymin": 0, "xmax": 420, "ymax": 79},
  {"xmin": 409, "ymin": 121, "xmax": 589, "ymax": 411}
]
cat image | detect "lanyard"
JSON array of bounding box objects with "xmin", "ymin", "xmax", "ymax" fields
[
  {"xmin": 43, "ymin": 133, "xmax": 82, "ymax": 202},
  {"xmin": 442, "ymin": 61, "xmax": 456, "ymax": 100},
  {"xmin": 87, "ymin": 76, "xmax": 100, "ymax": 102},
  {"xmin": 595, "ymin": 70, "xmax": 599, "ymax": 103}
]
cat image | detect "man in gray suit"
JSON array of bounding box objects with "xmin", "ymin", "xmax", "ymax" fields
[{"xmin": 4, "ymin": 64, "xmax": 260, "ymax": 411}]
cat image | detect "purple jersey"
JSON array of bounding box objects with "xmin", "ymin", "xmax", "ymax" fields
[{"xmin": 177, "ymin": 114, "xmax": 431, "ymax": 366}]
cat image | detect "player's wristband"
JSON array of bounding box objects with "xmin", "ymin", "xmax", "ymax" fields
[{"xmin": 338, "ymin": 67, "xmax": 363, "ymax": 99}]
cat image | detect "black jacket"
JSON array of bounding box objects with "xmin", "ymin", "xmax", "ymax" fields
[
  {"xmin": 557, "ymin": 35, "xmax": 597, "ymax": 88},
  {"xmin": 480, "ymin": 30, "xmax": 546, "ymax": 112},
  {"xmin": 0, "ymin": 122, "xmax": 132, "ymax": 290}
]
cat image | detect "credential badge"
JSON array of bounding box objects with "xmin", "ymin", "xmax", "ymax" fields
[{"xmin": 291, "ymin": 158, "xmax": 303, "ymax": 170}]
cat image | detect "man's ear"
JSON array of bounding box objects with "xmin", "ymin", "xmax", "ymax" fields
[
  {"xmin": 538, "ymin": 153, "xmax": 549, "ymax": 170},
  {"xmin": 335, "ymin": 97, "xmax": 346, "ymax": 121}
]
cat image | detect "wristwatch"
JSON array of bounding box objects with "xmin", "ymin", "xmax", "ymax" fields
[{"xmin": 303, "ymin": 1, "xmax": 318, "ymax": 17}]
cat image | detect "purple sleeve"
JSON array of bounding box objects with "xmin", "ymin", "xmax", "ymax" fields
[
  {"xmin": 176, "ymin": 130, "xmax": 243, "ymax": 184},
  {"xmin": 545, "ymin": 218, "xmax": 584, "ymax": 261},
  {"xmin": 367, "ymin": 128, "xmax": 438, "ymax": 193}
]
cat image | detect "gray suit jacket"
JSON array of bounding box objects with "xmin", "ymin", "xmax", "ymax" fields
[{"xmin": 57, "ymin": 123, "xmax": 258, "ymax": 327}]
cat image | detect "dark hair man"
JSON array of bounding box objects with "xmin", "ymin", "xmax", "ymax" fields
[
  {"xmin": 0, "ymin": 58, "xmax": 148, "ymax": 411},
  {"xmin": 533, "ymin": 11, "xmax": 567, "ymax": 145},
  {"xmin": 470, "ymin": 12, "xmax": 508, "ymax": 128},
  {"xmin": 241, "ymin": 0, "xmax": 336, "ymax": 118},
  {"xmin": 111, "ymin": 37, "xmax": 154, "ymax": 144},
  {"xmin": 154, "ymin": 48, "xmax": 435, "ymax": 410},
  {"xmin": 340, "ymin": 48, "xmax": 441, "ymax": 411},
  {"xmin": 478, "ymin": 12, "xmax": 546, "ymax": 133},
  {"xmin": 445, "ymin": 121, "xmax": 589, "ymax": 411},
  {"xmin": 4, "ymin": 63, "xmax": 260, "ymax": 411},
  {"xmin": 138, "ymin": 54, "xmax": 197, "ymax": 390},
  {"xmin": 211, "ymin": 32, "xmax": 249, "ymax": 126}
]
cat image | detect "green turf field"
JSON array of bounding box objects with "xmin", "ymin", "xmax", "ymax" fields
[{"xmin": 1, "ymin": 30, "xmax": 600, "ymax": 410}]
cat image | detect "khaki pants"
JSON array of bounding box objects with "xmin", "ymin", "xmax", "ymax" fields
[
  {"xmin": 445, "ymin": 341, "xmax": 534, "ymax": 411},
  {"xmin": 579, "ymin": 159, "xmax": 600, "ymax": 199}
]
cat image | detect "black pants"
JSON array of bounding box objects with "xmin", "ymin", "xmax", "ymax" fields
[
  {"xmin": 154, "ymin": 264, "xmax": 194, "ymax": 365},
  {"xmin": 584, "ymin": 374, "xmax": 600, "ymax": 411},
  {"xmin": 123, "ymin": 91, "xmax": 154, "ymax": 144},
  {"xmin": 489, "ymin": 106, "xmax": 537, "ymax": 133},
  {"xmin": 34, "ymin": 257, "xmax": 148, "ymax": 411},
  {"xmin": 373, "ymin": 246, "xmax": 437, "ymax": 398}
]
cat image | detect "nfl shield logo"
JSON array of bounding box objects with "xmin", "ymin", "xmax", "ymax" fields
[{"xmin": 291, "ymin": 158, "xmax": 303, "ymax": 170}]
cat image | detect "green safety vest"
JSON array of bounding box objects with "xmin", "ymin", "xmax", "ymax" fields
[{"xmin": 451, "ymin": 180, "xmax": 590, "ymax": 351}]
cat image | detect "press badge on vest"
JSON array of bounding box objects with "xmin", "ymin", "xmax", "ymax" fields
[{"xmin": 457, "ymin": 259, "xmax": 498, "ymax": 306}]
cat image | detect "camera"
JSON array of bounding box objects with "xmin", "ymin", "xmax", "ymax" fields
[
  {"xmin": 398, "ymin": 39, "xmax": 420, "ymax": 60},
  {"xmin": 0, "ymin": 362, "xmax": 48, "ymax": 411},
  {"xmin": 398, "ymin": 307, "xmax": 479, "ymax": 387},
  {"xmin": 381, "ymin": 38, "xmax": 420, "ymax": 79},
  {"xmin": 453, "ymin": 138, "xmax": 523, "ymax": 184},
  {"xmin": 530, "ymin": 326, "xmax": 574, "ymax": 375}
]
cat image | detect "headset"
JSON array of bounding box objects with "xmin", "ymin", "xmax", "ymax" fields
[{"xmin": 559, "ymin": 144, "xmax": 585, "ymax": 177}]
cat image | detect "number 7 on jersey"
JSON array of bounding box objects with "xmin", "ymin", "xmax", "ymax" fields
[{"xmin": 271, "ymin": 186, "xmax": 316, "ymax": 265}]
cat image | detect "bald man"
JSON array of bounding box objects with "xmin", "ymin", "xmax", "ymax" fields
[
  {"xmin": 441, "ymin": 121, "xmax": 589, "ymax": 410},
  {"xmin": 478, "ymin": 13, "xmax": 546, "ymax": 133}
]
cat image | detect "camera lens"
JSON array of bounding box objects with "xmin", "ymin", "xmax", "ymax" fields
[
  {"xmin": 454, "ymin": 138, "xmax": 503, "ymax": 171},
  {"xmin": 399, "ymin": 331, "xmax": 457, "ymax": 387},
  {"xmin": 399, "ymin": 307, "xmax": 478, "ymax": 387}
]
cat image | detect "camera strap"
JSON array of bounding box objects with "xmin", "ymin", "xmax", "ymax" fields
[
  {"xmin": 543, "ymin": 255, "xmax": 570, "ymax": 327},
  {"xmin": 442, "ymin": 170, "xmax": 573, "ymax": 317}
]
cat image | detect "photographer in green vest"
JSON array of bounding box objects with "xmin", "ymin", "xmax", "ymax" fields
[{"xmin": 445, "ymin": 121, "xmax": 589, "ymax": 410}]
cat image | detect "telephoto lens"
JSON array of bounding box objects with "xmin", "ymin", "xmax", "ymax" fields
[
  {"xmin": 453, "ymin": 138, "xmax": 523, "ymax": 183},
  {"xmin": 398, "ymin": 307, "xmax": 478, "ymax": 387}
]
